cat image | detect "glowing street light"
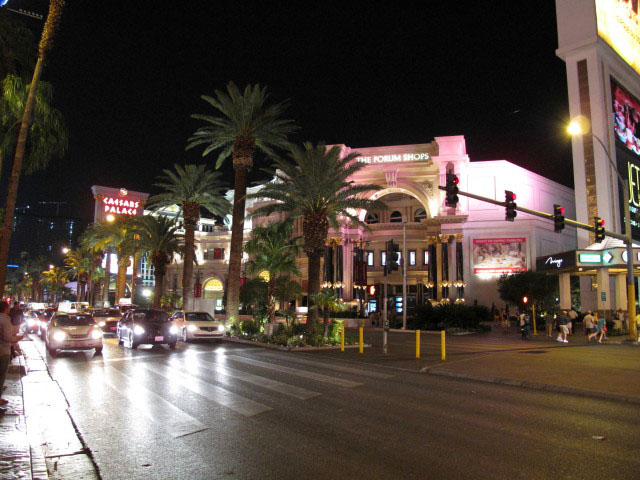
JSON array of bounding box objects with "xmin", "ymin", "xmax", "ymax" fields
[
  {"xmin": 106, "ymin": 214, "xmax": 116, "ymax": 222},
  {"xmin": 62, "ymin": 247, "xmax": 69, "ymax": 254},
  {"xmin": 48, "ymin": 264, "xmax": 54, "ymax": 270}
]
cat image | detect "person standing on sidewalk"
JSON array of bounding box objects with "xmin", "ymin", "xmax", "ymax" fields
[
  {"xmin": 556, "ymin": 311, "xmax": 569, "ymax": 343},
  {"xmin": 567, "ymin": 308, "xmax": 578, "ymax": 335},
  {"xmin": 0, "ymin": 301, "xmax": 23, "ymax": 414},
  {"xmin": 583, "ymin": 311, "xmax": 594, "ymax": 336},
  {"xmin": 544, "ymin": 311, "xmax": 554, "ymax": 337}
]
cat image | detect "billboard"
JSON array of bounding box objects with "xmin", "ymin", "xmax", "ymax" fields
[
  {"xmin": 612, "ymin": 78, "xmax": 640, "ymax": 240},
  {"xmin": 596, "ymin": 0, "xmax": 640, "ymax": 76},
  {"xmin": 472, "ymin": 238, "xmax": 527, "ymax": 274}
]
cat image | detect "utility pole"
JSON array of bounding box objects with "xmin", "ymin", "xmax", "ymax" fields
[{"xmin": 402, "ymin": 215, "xmax": 407, "ymax": 330}]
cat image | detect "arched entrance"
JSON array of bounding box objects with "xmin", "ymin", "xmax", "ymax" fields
[{"xmin": 202, "ymin": 276, "xmax": 224, "ymax": 311}]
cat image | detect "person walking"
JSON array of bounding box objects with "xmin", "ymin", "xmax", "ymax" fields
[
  {"xmin": 596, "ymin": 313, "xmax": 607, "ymax": 343},
  {"xmin": 556, "ymin": 311, "xmax": 569, "ymax": 343},
  {"xmin": 0, "ymin": 301, "xmax": 23, "ymax": 414},
  {"xmin": 544, "ymin": 311, "xmax": 554, "ymax": 337},
  {"xmin": 567, "ymin": 308, "xmax": 578, "ymax": 335},
  {"xmin": 521, "ymin": 313, "xmax": 531, "ymax": 339},
  {"xmin": 585, "ymin": 311, "xmax": 596, "ymax": 342}
]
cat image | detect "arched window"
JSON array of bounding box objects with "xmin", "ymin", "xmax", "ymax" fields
[
  {"xmin": 414, "ymin": 208, "xmax": 427, "ymax": 222},
  {"xmin": 389, "ymin": 211, "xmax": 402, "ymax": 223},
  {"xmin": 365, "ymin": 213, "xmax": 379, "ymax": 224},
  {"xmin": 203, "ymin": 277, "xmax": 224, "ymax": 299}
]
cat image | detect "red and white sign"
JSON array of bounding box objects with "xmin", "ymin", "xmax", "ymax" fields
[
  {"xmin": 472, "ymin": 238, "xmax": 527, "ymax": 274},
  {"xmin": 102, "ymin": 196, "xmax": 140, "ymax": 216}
]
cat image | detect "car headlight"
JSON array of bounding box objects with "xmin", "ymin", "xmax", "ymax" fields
[
  {"xmin": 52, "ymin": 331, "xmax": 67, "ymax": 342},
  {"xmin": 98, "ymin": 321, "xmax": 106, "ymax": 327},
  {"xmin": 91, "ymin": 328, "xmax": 103, "ymax": 339},
  {"xmin": 169, "ymin": 325, "xmax": 178, "ymax": 335},
  {"xmin": 133, "ymin": 325, "xmax": 145, "ymax": 335},
  {"xmin": 187, "ymin": 325, "xmax": 198, "ymax": 332},
  {"xmin": 217, "ymin": 324, "xmax": 225, "ymax": 332}
]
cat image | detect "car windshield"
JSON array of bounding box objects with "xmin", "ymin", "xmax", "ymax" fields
[
  {"xmin": 185, "ymin": 312, "xmax": 214, "ymax": 322},
  {"xmin": 93, "ymin": 309, "xmax": 121, "ymax": 317},
  {"xmin": 55, "ymin": 315, "xmax": 94, "ymax": 327},
  {"xmin": 133, "ymin": 310, "xmax": 169, "ymax": 323}
]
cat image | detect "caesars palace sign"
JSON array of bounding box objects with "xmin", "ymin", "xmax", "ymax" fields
[{"xmin": 356, "ymin": 152, "xmax": 431, "ymax": 164}]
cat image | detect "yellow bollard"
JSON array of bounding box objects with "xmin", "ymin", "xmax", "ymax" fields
[
  {"xmin": 441, "ymin": 330, "xmax": 446, "ymax": 361},
  {"xmin": 416, "ymin": 329, "xmax": 420, "ymax": 358},
  {"xmin": 359, "ymin": 327, "xmax": 363, "ymax": 354},
  {"xmin": 340, "ymin": 325, "xmax": 345, "ymax": 352}
]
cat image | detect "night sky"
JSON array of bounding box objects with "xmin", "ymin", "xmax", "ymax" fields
[{"xmin": 6, "ymin": 1, "xmax": 572, "ymax": 222}]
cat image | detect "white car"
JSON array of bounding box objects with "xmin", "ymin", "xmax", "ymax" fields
[
  {"xmin": 46, "ymin": 313, "xmax": 103, "ymax": 356},
  {"xmin": 170, "ymin": 311, "xmax": 225, "ymax": 342}
]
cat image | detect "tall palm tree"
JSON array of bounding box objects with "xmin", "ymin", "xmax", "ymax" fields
[
  {"xmin": 146, "ymin": 164, "xmax": 230, "ymax": 310},
  {"xmin": 187, "ymin": 82, "xmax": 297, "ymax": 322},
  {"xmin": 0, "ymin": 0, "xmax": 65, "ymax": 297},
  {"xmin": 42, "ymin": 266, "xmax": 68, "ymax": 304},
  {"xmin": 250, "ymin": 142, "xmax": 385, "ymax": 328},
  {"xmin": 124, "ymin": 216, "xmax": 182, "ymax": 309},
  {"xmin": 243, "ymin": 220, "xmax": 300, "ymax": 323},
  {"xmin": 64, "ymin": 249, "xmax": 91, "ymax": 302},
  {"xmin": 22, "ymin": 254, "xmax": 48, "ymax": 301}
]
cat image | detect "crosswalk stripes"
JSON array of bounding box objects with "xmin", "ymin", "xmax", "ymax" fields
[
  {"xmin": 227, "ymin": 354, "xmax": 363, "ymax": 388},
  {"xmin": 191, "ymin": 358, "xmax": 321, "ymax": 400},
  {"xmin": 138, "ymin": 362, "xmax": 272, "ymax": 417},
  {"xmin": 102, "ymin": 366, "xmax": 208, "ymax": 438},
  {"xmin": 258, "ymin": 352, "xmax": 394, "ymax": 379}
]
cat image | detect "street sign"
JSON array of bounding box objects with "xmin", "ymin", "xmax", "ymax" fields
[{"xmin": 601, "ymin": 292, "xmax": 607, "ymax": 302}]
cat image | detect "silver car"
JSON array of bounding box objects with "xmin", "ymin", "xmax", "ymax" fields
[{"xmin": 170, "ymin": 311, "xmax": 225, "ymax": 342}]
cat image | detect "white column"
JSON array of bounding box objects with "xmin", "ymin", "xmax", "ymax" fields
[
  {"xmin": 615, "ymin": 274, "xmax": 627, "ymax": 311},
  {"xmin": 596, "ymin": 268, "xmax": 610, "ymax": 313},
  {"xmin": 559, "ymin": 273, "xmax": 571, "ymax": 310}
]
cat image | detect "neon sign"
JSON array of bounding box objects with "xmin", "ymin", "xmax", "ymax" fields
[
  {"xmin": 356, "ymin": 153, "xmax": 430, "ymax": 164},
  {"xmin": 102, "ymin": 196, "xmax": 140, "ymax": 216}
]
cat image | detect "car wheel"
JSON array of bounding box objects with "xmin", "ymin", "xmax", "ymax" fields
[
  {"xmin": 182, "ymin": 328, "xmax": 189, "ymax": 342},
  {"xmin": 48, "ymin": 346, "xmax": 58, "ymax": 357},
  {"xmin": 169, "ymin": 342, "xmax": 177, "ymax": 350},
  {"xmin": 129, "ymin": 333, "xmax": 138, "ymax": 350},
  {"xmin": 94, "ymin": 347, "xmax": 103, "ymax": 355}
]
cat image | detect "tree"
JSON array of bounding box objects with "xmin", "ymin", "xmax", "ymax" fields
[
  {"xmin": 123, "ymin": 215, "xmax": 182, "ymax": 309},
  {"xmin": 64, "ymin": 249, "xmax": 91, "ymax": 302},
  {"xmin": 0, "ymin": 8, "xmax": 36, "ymax": 81},
  {"xmin": 243, "ymin": 220, "xmax": 300, "ymax": 323},
  {"xmin": 249, "ymin": 142, "xmax": 384, "ymax": 328},
  {"xmin": 42, "ymin": 266, "xmax": 68, "ymax": 304},
  {"xmin": 239, "ymin": 277, "xmax": 268, "ymax": 315},
  {"xmin": 187, "ymin": 82, "xmax": 297, "ymax": 323},
  {"xmin": 21, "ymin": 254, "xmax": 48, "ymax": 301},
  {"xmin": 497, "ymin": 271, "xmax": 558, "ymax": 314},
  {"xmin": 146, "ymin": 164, "xmax": 230, "ymax": 310},
  {"xmin": 0, "ymin": 0, "xmax": 66, "ymax": 297},
  {"xmin": 310, "ymin": 288, "xmax": 345, "ymax": 338}
]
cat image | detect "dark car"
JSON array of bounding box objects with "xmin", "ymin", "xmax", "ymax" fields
[
  {"xmin": 117, "ymin": 309, "xmax": 178, "ymax": 349},
  {"xmin": 91, "ymin": 308, "xmax": 122, "ymax": 334}
]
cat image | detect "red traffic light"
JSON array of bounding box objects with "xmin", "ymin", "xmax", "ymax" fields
[
  {"xmin": 601, "ymin": 219, "xmax": 605, "ymax": 226},
  {"xmin": 512, "ymin": 193, "xmax": 517, "ymax": 200},
  {"xmin": 368, "ymin": 285, "xmax": 377, "ymax": 296},
  {"xmin": 559, "ymin": 207, "xmax": 565, "ymax": 215},
  {"xmin": 522, "ymin": 296, "xmax": 528, "ymax": 304},
  {"xmin": 453, "ymin": 176, "xmax": 459, "ymax": 184}
]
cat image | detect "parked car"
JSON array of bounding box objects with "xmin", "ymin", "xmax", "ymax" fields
[
  {"xmin": 38, "ymin": 308, "xmax": 57, "ymax": 340},
  {"xmin": 117, "ymin": 309, "xmax": 178, "ymax": 350},
  {"xmin": 45, "ymin": 313, "xmax": 103, "ymax": 356},
  {"xmin": 170, "ymin": 311, "xmax": 225, "ymax": 342},
  {"xmin": 24, "ymin": 311, "xmax": 41, "ymax": 333},
  {"xmin": 91, "ymin": 308, "xmax": 122, "ymax": 334}
]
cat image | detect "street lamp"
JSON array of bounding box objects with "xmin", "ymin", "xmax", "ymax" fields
[
  {"xmin": 568, "ymin": 121, "xmax": 637, "ymax": 341},
  {"xmin": 62, "ymin": 247, "xmax": 69, "ymax": 254},
  {"xmin": 106, "ymin": 214, "xmax": 115, "ymax": 222}
]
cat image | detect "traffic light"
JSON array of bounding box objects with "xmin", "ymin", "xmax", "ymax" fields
[
  {"xmin": 522, "ymin": 296, "xmax": 528, "ymax": 305},
  {"xmin": 505, "ymin": 191, "xmax": 517, "ymax": 221},
  {"xmin": 594, "ymin": 217, "xmax": 605, "ymax": 242},
  {"xmin": 386, "ymin": 240, "xmax": 400, "ymax": 272},
  {"xmin": 553, "ymin": 204, "xmax": 565, "ymax": 233},
  {"xmin": 445, "ymin": 171, "xmax": 459, "ymax": 208}
]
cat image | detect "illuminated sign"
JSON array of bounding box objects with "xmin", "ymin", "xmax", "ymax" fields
[
  {"xmin": 596, "ymin": 0, "xmax": 640, "ymax": 76},
  {"xmin": 102, "ymin": 196, "xmax": 140, "ymax": 216},
  {"xmin": 356, "ymin": 153, "xmax": 430, "ymax": 164},
  {"xmin": 472, "ymin": 238, "xmax": 527, "ymax": 274},
  {"xmin": 578, "ymin": 253, "xmax": 602, "ymax": 263},
  {"xmin": 536, "ymin": 251, "xmax": 576, "ymax": 272}
]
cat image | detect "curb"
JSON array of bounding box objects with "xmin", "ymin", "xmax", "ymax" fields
[
  {"xmin": 222, "ymin": 336, "xmax": 369, "ymax": 351},
  {"xmin": 424, "ymin": 368, "xmax": 640, "ymax": 405}
]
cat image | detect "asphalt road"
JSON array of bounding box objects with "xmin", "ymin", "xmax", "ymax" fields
[{"xmin": 31, "ymin": 334, "xmax": 640, "ymax": 480}]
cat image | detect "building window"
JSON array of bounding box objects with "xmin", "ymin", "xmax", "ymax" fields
[
  {"xmin": 381, "ymin": 251, "xmax": 386, "ymax": 266},
  {"xmin": 409, "ymin": 250, "xmax": 416, "ymax": 266},
  {"xmin": 389, "ymin": 211, "xmax": 402, "ymax": 223},
  {"xmin": 365, "ymin": 213, "xmax": 379, "ymax": 224},
  {"xmin": 423, "ymin": 250, "xmax": 429, "ymax": 265},
  {"xmin": 414, "ymin": 208, "xmax": 427, "ymax": 222},
  {"xmin": 366, "ymin": 251, "xmax": 374, "ymax": 266},
  {"xmin": 203, "ymin": 248, "xmax": 224, "ymax": 260}
]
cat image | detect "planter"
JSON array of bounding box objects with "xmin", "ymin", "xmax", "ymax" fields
[{"xmin": 222, "ymin": 336, "xmax": 368, "ymax": 352}]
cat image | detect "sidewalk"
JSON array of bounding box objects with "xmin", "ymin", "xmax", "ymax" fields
[
  {"xmin": 0, "ymin": 338, "xmax": 100, "ymax": 480},
  {"xmin": 310, "ymin": 326, "xmax": 640, "ymax": 404}
]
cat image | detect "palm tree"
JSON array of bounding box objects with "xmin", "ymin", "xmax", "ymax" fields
[
  {"xmin": 310, "ymin": 288, "xmax": 345, "ymax": 338},
  {"xmin": 22, "ymin": 254, "xmax": 48, "ymax": 301},
  {"xmin": 187, "ymin": 82, "xmax": 297, "ymax": 323},
  {"xmin": 0, "ymin": 0, "xmax": 66, "ymax": 297},
  {"xmin": 124, "ymin": 216, "xmax": 182, "ymax": 309},
  {"xmin": 249, "ymin": 142, "xmax": 385, "ymax": 328},
  {"xmin": 64, "ymin": 249, "xmax": 91, "ymax": 302},
  {"xmin": 243, "ymin": 221, "xmax": 300, "ymax": 323},
  {"xmin": 42, "ymin": 266, "xmax": 68, "ymax": 304},
  {"xmin": 146, "ymin": 164, "xmax": 230, "ymax": 310}
]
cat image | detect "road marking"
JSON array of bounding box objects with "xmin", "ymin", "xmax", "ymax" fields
[
  {"xmin": 259, "ymin": 352, "xmax": 394, "ymax": 379},
  {"xmin": 102, "ymin": 367, "xmax": 208, "ymax": 438},
  {"xmin": 140, "ymin": 362, "xmax": 272, "ymax": 417},
  {"xmin": 192, "ymin": 358, "xmax": 320, "ymax": 400},
  {"xmin": 227, "ymin": 355, "xmax": 363, "ymax": 388}
]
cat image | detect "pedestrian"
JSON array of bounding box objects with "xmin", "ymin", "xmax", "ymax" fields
[
  {"xmin": 567, "ymin": 308, "xmax": 578, "ymax": 335},
  {"xmin": 501, "ymin": 311, "xmax": 510, "ymax": 332},
  {"xmin": 521, "ymin": 313, "xmax": 531, "ymax": 339},
  {"xmin": 556, "ymin": 310, "xmax": 569, "ymax": 343},
  {"xmin": 544, "ymin": 311, "xmax": 554, "ymax": 337},
  {"xmin": 7, "ymin": 302, "xmax": 22, "ymax": 361},
  {"xmin": 585, "ymin": 311, "xmax": 596, "ymax": 342},
  {"xmin": 0, "ymin": 301, "xmax": 23, "ymax": 414},
  {"xmin": 596, "ymin": 313, "xmax": 607, "ymax": 343}
]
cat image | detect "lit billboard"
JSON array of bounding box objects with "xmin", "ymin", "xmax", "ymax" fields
[
  {"xmin": 596, "ymin": 0, "xmax": 640, "ymax": 75},
  {"xmin": 612, "ymin": 78, "xmax": 640, "ymax": 240},
  {"xmin": 472, "ymin": 238, "xmax": 527, "ymax": 275}
]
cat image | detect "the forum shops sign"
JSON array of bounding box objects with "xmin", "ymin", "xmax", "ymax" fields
[{"xmin": 356, "ymin": 152, "xmax": 431, "ymax": 164}]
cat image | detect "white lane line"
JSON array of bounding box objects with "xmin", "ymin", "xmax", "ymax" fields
[
  {"xmin": 227, "ymin": 355, "xmax": 363, "ymax": 388},
  {"xmin": 140, "ymin": 362, "xmax": 272, "ymax": 417},
  {"xmin": 102, "ymin": 367, "xmax": 208, "ymax": 438},
  {"xmin": 259, "ymin": 352, "xmax": 394, "ymax": 379},
  {"xmin": 192, "ymin": 358, "xmax": 320, "ymax": 400}
]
